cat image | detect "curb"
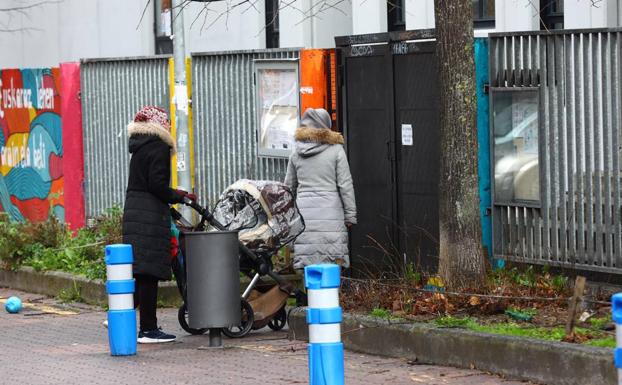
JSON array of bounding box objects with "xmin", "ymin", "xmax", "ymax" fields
[
  {"xmin": 0, "ymin": 267, "xmax": 303, "ymax": 308},
  {"xmin": 287, "ymin": 309, "xmax": 615, "ymax": 385}
]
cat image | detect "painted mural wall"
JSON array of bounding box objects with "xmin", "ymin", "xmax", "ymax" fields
[{"xmin": 0, "ymin": 68, "xmax": 63, "ymax": 222}]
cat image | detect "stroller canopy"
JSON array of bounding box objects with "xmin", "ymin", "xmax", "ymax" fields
[{"xmin": 212, "ymin": 180, "xmax": 305, "ymax": 255}]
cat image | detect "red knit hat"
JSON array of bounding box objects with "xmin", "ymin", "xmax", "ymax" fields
[{"xmin": 133, "ymin": 106, "xmax": 170, "ymax": 131}]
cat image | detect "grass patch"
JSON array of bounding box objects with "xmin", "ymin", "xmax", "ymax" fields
[
  {"xmin": 370, "ymin": 308, "xmax": 393, "ymax": 319},
  {"xmin": 435, "ymin": 315, "xmax": 476, "ymax": 328},
  {"xmin": 585, "ymin": 337, "xmax": 615, "ymax": 348},
  {"xmin": 471, "ymin": 323, "xmax": 567, "ymax": 341},
  {"xmin": 589, "ymin": 315, "xmax": 612, "ymax": 330},
  {"xmin": 432, "ymin": 315, "xmax": 611, "ymax": 346}
]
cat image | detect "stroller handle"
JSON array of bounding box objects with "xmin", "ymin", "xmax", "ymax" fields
[{"xmin": 181, "ymin": 197, "xmax": 227, "ymax": 232}]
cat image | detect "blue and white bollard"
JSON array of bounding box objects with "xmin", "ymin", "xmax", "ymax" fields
[
  {"xmin": 613, "ymin": 293, "xmax": 622, "ymax": 384},
  {"xmin": 105, "ymin": 244, "xmax": 137, "ymax": 356},
  {"xmin": 304, "ymin": 264, "xmax": 344, "ymax": 385}
]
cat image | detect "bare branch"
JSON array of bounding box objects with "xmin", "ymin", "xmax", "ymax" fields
[
  {"xmin": 0, "ymin": 27, "xmax": 43, "ymax": 33},
  {"xmin": 173, "ymin": 0, "xmax": 194, "ymax": 24},
  {"xmin": 0, "ymin": 0, "xmax": 62, "ymax": 12},
  {"xmin": 189, "ymin": 1, "xmax": 211, "ymax": 30},
  {"xmin": 136, "ymin": 0, "xmax": 152, "ymax": 31},
  {"xmin": 525, "ymin": 0, "xmax": 550, "ymax": 33}
]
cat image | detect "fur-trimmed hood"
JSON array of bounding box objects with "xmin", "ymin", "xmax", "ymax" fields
[
  {"xmin": 127, "ymin": 121, "xmax": 176, "ymax": 154},
  {"xmin": 295, "ymin": 127, "xmax": 344, "ymax": 145},
  {"xmin": 294, "ymin": 127, "xmax": 344, "ymax": 158}
]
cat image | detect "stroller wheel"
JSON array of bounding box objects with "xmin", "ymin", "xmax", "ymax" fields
[
  {"xmin": 222, "ymin": 299, "xmax": 254, "ymax": 338},
  {"xmin": 178, "ymin": 303, "xmax": 208, "ymax": 335},
  {"xmin": 267, "ymin": 307, "xmax": 287, "ymax": 331}
]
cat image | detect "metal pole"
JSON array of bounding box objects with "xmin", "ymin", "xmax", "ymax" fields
[
  {"xmin": 172, "ymin": 0, "xmax": 192, "ymax": 221},
  {"xmin": 209, "ymin": 328, "xmax": 223, "ymax": 348}
]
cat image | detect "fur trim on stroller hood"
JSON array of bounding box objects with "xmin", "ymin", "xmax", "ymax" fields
[
  {"xmin": 295, "ymin": 127, "xmax": 344, "ymax": 145},
  {"xmin": 127, "ymin": 121, "xmax": 177, "ymax": 153}
]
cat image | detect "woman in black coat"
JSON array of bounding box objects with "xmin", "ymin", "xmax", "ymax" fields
[{"xmin": 122, "ymin": 106, "xmax": 192, "ymax": 344}]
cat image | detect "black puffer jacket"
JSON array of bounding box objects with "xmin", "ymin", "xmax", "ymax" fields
[{"xmin": 122, "ymin": 133, "xmax": 182, "ymax": 280}]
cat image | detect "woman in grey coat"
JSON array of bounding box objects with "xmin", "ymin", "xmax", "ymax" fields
[{"xmin": 285, "ymin": 108, "xmax": 357, "ymax": 269}]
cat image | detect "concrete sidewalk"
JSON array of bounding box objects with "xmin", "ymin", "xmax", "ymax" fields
[{"xmin": 0, "ymin": 288, "xmax": 535, "ymax": 385}]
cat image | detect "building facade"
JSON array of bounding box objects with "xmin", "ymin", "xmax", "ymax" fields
[{"xmin": 0, "ymin": 0, "xmax": 620, "ymax": 68}]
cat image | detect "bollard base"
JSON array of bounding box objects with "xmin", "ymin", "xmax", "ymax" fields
[
  {"xmin": 208, "ymin": 328, "xmax": 223, "ymax": 348},
  {"xmin": 308, "ymin": 342, "xmax": 344, "ymax": 385},
  {"xmin": 108, "ymin": 310, "xmax": 137, "ymax": 356}
]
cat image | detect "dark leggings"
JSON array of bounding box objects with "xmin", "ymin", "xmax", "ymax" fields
[{"xmin": 134, "ymin": 274, "xmax": 159, "ymax": 332}]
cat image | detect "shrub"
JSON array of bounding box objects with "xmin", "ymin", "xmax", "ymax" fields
[{"xmin": 0, "ymin": 208, "xmax": 123, "ymax": 281}]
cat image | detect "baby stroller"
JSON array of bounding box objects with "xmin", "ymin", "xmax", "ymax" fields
[{"xmin": 171, "ymin": 179, "xmax": 306, "ymax": 338}]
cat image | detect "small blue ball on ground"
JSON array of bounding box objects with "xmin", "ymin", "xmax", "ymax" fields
[{"xmin": 5, "ymin": 296, "xmax": 22, "ymax": 314}]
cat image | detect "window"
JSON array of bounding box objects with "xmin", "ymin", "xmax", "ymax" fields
[
  {"xmin": 265, "ymin": 0, "xmax": 280, "ymax": 49},
  {"xmin": 492, "ymin": 88, "xmax": 540, "ymax": 206},
  {"xmin": 155, "ymin": 0, "xmax": 173, "ymax": 55},
  {"xmin": 540, "ymin": 0, "xmax": 564, "ymax": 30},
  {"xmin": 472, "ymin": 0, "xmax": 495, "ymax": 29},
  {"xmin": 254, "ymin": 60, "xmax": 299, "ymax": 158},
  {"xmin": 387, "ymin": 0, "xmax": 405, "ymax": 32}
]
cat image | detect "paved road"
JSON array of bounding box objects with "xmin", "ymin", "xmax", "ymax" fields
[{"xmin": 0, "ymin": 288, "xmax": 535, "ymax": 385}]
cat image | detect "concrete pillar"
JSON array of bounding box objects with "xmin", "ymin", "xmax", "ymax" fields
[
  {"xmin": 565, "ymin": 0, "xmax": 619, "ymax": 29},
  {"xmin": 352, "ymin": 0, "xmax": 387, "ymax": 34},
  {"xmin": 405, "ymin": 0, "xmax": 435, "ymax": 30}
]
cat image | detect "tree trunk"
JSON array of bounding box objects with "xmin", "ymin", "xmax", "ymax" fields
[{"xmin": 434, "ymin": 0, "xmax": 486, "ymax": 290}]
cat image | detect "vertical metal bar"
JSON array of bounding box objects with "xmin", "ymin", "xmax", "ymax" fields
[
  {"xmin": 525, "ymin": 207, "xmax": 534, "ymax": 260},
  {"xmin": 575, "ymin": 34, "xmax": 586, "ymax": 264},
  {"xmin": 490, "ymin": 37, "xmax": 499, "ymax": 87},
  {"xmin": 502, "ymin": 207, "xmax": 510, "ymax": 256},
  {"xmin": 509, "ymin": 207, "xmax": 517, "ymax": 256},
  {"xmin": 515, "ymin": 35, "xmax": 523, "ymax": 86},
  {"xmin": 531, "ymin": 35, "xmax": 542, "ymax": 263},
  {"xmin": 565, "ymin": 34, "xmax": 576, "ymax": 264},
  {"xmin": 506, "ymin": 36, "xmax": 513, "ymax": 87},
  {"xmin": 517, "ymin": 206, "xmax": 525, "ymax": 258},
  {"xmin": 530, "ymin": 35, "xmax": 538, "ymax": 87},
  {"xmin": 602, "ymin": 32, "xmax": 613, "ymax": 267},
  {"xmin": 555, "ymin": 34, "xmax": 566, "ymax": 263},
  {"xmin": 540, "ymin": 35, "xmax": 551, "ymax": 261},
  {"xmin": 585, "ymin": 33, "xmax": 595, "ymax": 265},
  {"xmin": 613, "ymin": 33, "xmax": 622, "ymax": 268},
  {"xmin": 593, "ymin": 33, "xmax": 604, "ymax": 266}
]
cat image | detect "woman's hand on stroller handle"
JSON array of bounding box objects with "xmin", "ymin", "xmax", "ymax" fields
[{"xmin": 175, "ymin": 189, "xmax": 197, "ymax": 203}]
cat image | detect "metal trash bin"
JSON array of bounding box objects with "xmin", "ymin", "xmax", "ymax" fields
[{"xmin": 185, "ymin": 230, "xmax": 241, "ymax": 347}]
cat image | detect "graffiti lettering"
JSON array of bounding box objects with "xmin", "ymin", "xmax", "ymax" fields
[
  {"xmin": 32, "ymin": 134, "xmax": 46, "ymax": 169},
  {"xmin": 350, "ymin": 45, "xmax": 373, "ymax": 57},
  {"xmin": 2, "ymin": 78, "xmax": 33, "ymax": 109},
  {"xmin": 392, "ymin": 42, "xmax": 408, "ymax": 55},
  {"xmin": 37, "ymin": 87, "xmax": 54, "ymax": 109},
  {"xmin": 0, "ymin": 134, "xmax": 47, "ymax": 170},
  {"xmin": 35, "ymin": 76, "xmax": 54, "ymax": 109}
]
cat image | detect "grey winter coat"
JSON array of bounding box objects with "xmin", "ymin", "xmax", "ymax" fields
[{"xmin": 284, "ymin": 127, "xmax": 357, "ymax": 269}]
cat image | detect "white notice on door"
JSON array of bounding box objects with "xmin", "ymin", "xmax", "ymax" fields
[{"xmin": 401, "ymin": 124, "xmax": 413, "ymax": 146}]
